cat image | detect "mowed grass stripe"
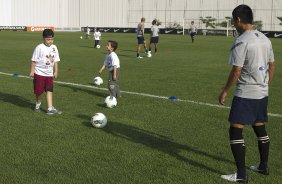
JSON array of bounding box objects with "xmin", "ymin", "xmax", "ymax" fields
[{"xmin": 1, "ymin": 71, "xmax": 281, "ymax": 118}]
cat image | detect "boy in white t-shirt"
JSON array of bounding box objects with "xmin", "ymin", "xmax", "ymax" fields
[
  {"xmin": 29, "ymin": 29, "xmax": 62, "ymax": 115},
  {"xmin": 99, "ymin": 40, "xmax": 121, "ymax": 98},
  {"xmin": 94, "ymin": 28, "xmax": 101, "ymax": 48}
]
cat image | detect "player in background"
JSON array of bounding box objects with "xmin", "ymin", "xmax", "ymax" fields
[
  {"xmin": 149, "ymin": 19, "xmax": 159, "ymax": 55},
  {"xmin": 136, "ymin": 17, "xmax": 148, "ymax": 59},
  {"xmin": 99, "ymin": 40, "xmax": 121, "ymax": 98},
  {"xmin": 86, "ymin": 26, "xmax": 91, "ymax": 39},
  {"xmin": 30, "ymin": 29, "xmax": 62, "ymax": 115},
  {"xmin": 94, "ymin": 28, "xmax": 101, "ymax": 48},
  {"xmin": 189, "ymin": 21, "xmax": 197, "ymax": 43},
  {"xmin": 219, "ymin": 4, "xmax": 275, "ymax": 183}
]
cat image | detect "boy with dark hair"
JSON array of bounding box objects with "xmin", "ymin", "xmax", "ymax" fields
[
  {"xmin": 219, "ymin": 5, "xmax": 275, "ymax": 183},
  {"xmin": 94, "ymin": 28, "xmax": 101, "ymax": 48},
  {"xmin": 149, "ymin": 19, "xmax": 159, "ymax": 55},
  {"xmin": 30, "ymin": 29, "xmax": 62, "ymax": 115},
  {"xmin": 99, "ymin": 40, "xmax": 121, "ymax": 98},
  {"xmin": 189, "ymin": 21, "xmax": 197, "ymax": 43}
]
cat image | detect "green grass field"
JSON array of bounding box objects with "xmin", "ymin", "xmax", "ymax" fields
[{"xmin": 0, "ymin": 31, "xmax": 281, "ymax": 184}]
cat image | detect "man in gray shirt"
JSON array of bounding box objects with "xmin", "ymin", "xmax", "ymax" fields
[{"xmin": 219, "ymin": 4, "xmax": 275, "ymax": 183}]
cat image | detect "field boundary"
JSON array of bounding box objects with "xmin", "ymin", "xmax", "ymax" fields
[{"xmin": 1, "ymin": 71, "xmax": 281, "ymax": 118}]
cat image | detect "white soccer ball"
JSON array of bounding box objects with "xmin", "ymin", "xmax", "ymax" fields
[
  {"xmin": 104, "ymin": 96, "xmax": 117, "ymax": 108},
  {"xmin": 147, "ymin": 52, "xmax": 152, "ymax": 58},
  {"xmin": 80, "ymin": 36, "xmax": 83, "ymax": 39},
  {"xmin": 96, "ymin": 45, "xmax": 101, "ymax": 49},
  {"xmin": 91, "ymin": 113, "xmax": 107, "ymax": 128},
  {"xmin": 93, "ymin": 76, "xmax": 103, "ymax": 86}
]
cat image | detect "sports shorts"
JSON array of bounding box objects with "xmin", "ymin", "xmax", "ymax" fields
[
  {"xmin": 150, "ymin": 36, "xmax": 159, "ymax": 43},
  {"xmin": 33, "ymin": 73, "xmax": 53, "ymax": 95},
  {"xmin": 137, "ymin": 36, "xmax": 145, "ymax": 44},
  {"xmin": 229, "ymin": 96, "xmax": 268, "ymax": 125}
]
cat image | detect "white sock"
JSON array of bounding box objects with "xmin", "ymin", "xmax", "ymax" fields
[{"xmin": 35, "ymin": 102, "xmax": 41, "ymax": 109}]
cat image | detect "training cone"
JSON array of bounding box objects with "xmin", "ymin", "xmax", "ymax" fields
[{"xmin": 168, "ymin": 96, "xmax": 177, "ymax": 100}]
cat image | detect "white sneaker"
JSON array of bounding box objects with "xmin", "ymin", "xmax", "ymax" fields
[
  {"xmin": 220, "ymin": 173, "xmax": 248, "ymax": 183},
  {"xmin": 47, "ymin": 107, "xmax": 62, "ymax": 115},
  {"xmin": 249, "ymin": 165, "xmax": 269, "ymax": 175},
  {"xmin": 136, "ymin": 56, "xmax": 143, "ymax": 59}
]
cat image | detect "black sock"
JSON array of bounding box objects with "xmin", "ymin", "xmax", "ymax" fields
[
  {"xmin": 155, "ymin": 48, "xmax": 157, "ymax": 53},
  {"xmin": 229, "ymin": 127, "xmax": 246, "ymax": 178},
  {"xmin": 253, "ymin": 125, "xmax": 270, "ymax": 169}
]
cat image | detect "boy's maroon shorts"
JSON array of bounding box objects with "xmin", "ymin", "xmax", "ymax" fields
[{"xmin": 33, "ymin": 73, "xmax": 53, "ymax": 95}]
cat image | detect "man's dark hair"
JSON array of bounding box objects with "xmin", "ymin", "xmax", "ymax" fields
[
  {"xmin": 232, "ymin": 4, "xmax": 253, "ymax": 24},
  {"xmin": 108, "ymin": 40, "xmax": 118, "ymax": 51},
  {"xmin": 43, "ymin": 29, "xmax": 54, "ymax": 38},
  {"xmin": 152, "ymin": 19, "xmax": 157, "ymax": 25}
]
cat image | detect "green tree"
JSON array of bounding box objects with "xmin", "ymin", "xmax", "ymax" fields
[
  {"xmin": 216, "ymin": 17, "xmax": 234, "ymax": 28},
  {"xmin": 253, "ymin": 20, "xmax": 263, "ymax": 31},
  {"xmin": 199, "ymin": 16, "xmax": 216, "ymax": 29},
  {"xmin": 278, "ymin": 17, "xmax": 282, "ymax": 25}
]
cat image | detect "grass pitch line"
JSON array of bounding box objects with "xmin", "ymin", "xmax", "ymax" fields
[{"xmin": 1, "ymin": 71, "xmax": 282, "ymax": 118}]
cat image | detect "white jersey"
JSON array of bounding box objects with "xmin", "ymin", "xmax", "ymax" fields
[
  {"xmin": 31, "ymin": 43, "xmax": 60, "ymax": 76},
  {"xmin": 190, "ymin": 24, "xmax": 197, "ymax": 33},
  {"xmin": 228, "ymin": 30, "xmax": 275, "ymax": 99},
  {"xmin": 103, "ymin": 52, "xmax": 120, "ymax": 71},
  {"xmin": 151, "ymin": 25, "xmax": 159, "ymax": 37},
  {"xmin": 86, "ymin": 27, "xmax": 90, "ymax": 35},
  {"xmin": 94, "ymin": 31, "xmax": 101, "ymax": 40}
]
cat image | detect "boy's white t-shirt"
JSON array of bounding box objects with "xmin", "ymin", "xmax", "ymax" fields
[
  {"xmin": 103, "ymin": 52, "xmax": 120, "ymax": 71},
  {"xmin": 94, "ymin": 31, "xmax": 101, "ymax": 40},
  {"xmin": 31, "ymin": 43, "xmax": 60, "ymax": 76}
]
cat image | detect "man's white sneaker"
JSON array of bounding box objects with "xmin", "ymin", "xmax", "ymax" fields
[
  {"xmin": 220, "ymin": 173, "xmax": 248, "ymax": 183},
  {"xmin": 137, "ymin": 56, "xmax": 143, "ymax": 59},
  {"xmin": 249, "ymin": 165, "xmax": 269, "ymax": 175}
]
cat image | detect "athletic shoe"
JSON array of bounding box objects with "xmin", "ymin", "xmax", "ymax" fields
[
  {"xmin": 249, "ymin": 165, "xmax": 269, "ymax": 175},
  {"xmin": 34, "ymin": 107, "xmax": 41, "ymax": 112},
  {"xmin": 137, "ymin": 56, "xmax": 143, "ymax": 59},
  {"xmin": 34, "ymin": 103, "xmax": 41, "ymax": 112},
  {"xmin": 220, "ymin": 173, "xmax": 248, "ymax": 183},
  {"xmin": 47, "ymin": 107, "xmax": 62, "ymax": 115}
]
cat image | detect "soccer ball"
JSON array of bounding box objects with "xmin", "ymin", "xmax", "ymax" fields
[
  {"xmin": 91, "ymin": 113, "xmax": 107, "ymax": 128},
  {"xmin": 93, "ymin": 76, "xmax": 103, "ymax": 86},
  {"xmin": 96, "ymin": 45, "xmax": 101, "ymax": 49},
  {"xmin": 104, "ymin": 96, "xmax": 117, "ymax": 108},
  {"xmin": 147, "ymin": 52, "xmax": 152, "ymax": 58},
  {"xmin": 80, "ymin": 36, "xmax": 83, "ymax": 39}
]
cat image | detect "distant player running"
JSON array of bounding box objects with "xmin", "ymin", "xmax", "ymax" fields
[
  {"xmin": 189, "ymin": 21, "xmax": 197, "ymax": 43},
  {"xmin": 136, "ymin": 17, "xmax": 148, "ymax": 59},
  {"xmin": 149, "ymin": 19, "xmax": 159, "ymax": 55}
]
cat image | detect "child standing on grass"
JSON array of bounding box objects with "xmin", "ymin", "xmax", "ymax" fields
[
  {"xmin": 94, "ymin": 28, "xmax": 101, "ymax": 48},
  {"xmin": 99, "ymin": 40, "xmax": 121, "ymax": 98},
  {"xmin": 29, "ymin": 29, "xmax": 62, "ymax": 115}
]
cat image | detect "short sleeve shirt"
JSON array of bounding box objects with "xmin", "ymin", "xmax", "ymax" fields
[
  {"xmin": 31, "ymin": 43, "xmax": 60, "ymax": 76},
  {"xmin": 94, "ymin": 31, "xmax": 101, "ymax": 40},
  {"xmin": 228, "ymin": 30, "xmax": 275, "ymax": 99},
  {"xmin": 151, "ymin": 25, "xmax": 159, "ymax": 37},
  {"xmin": 104, "ymin": 52, "xmax": 120, "ymax": 71}
]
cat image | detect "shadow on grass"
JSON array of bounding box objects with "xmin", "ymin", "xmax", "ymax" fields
[
  {"xmin": 0, "ymin": 91, "xmax": 34, "ymax": 110},
  {"xmin": 78, "ymin": 114, "xmax": 232, "ymax": 175},
  {"xmin": 58, "ymin": 84, "xmax": 107, "ymax": 98}
]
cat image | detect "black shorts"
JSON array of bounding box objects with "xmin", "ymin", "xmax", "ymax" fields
[
  {"xmin": 228, "ymin": 96, "xmax": 268, "ymax": 125},
  {"xmin": 190, "ymin": 32, "xmax": 196, "ymax": 37},
  {"xmin": 137, "ymin": 37, "xmax": 145, "ymax": 44},
  {"xmin": 150, "ymin": 36, "xmax": 159, "ymax": 43}
]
